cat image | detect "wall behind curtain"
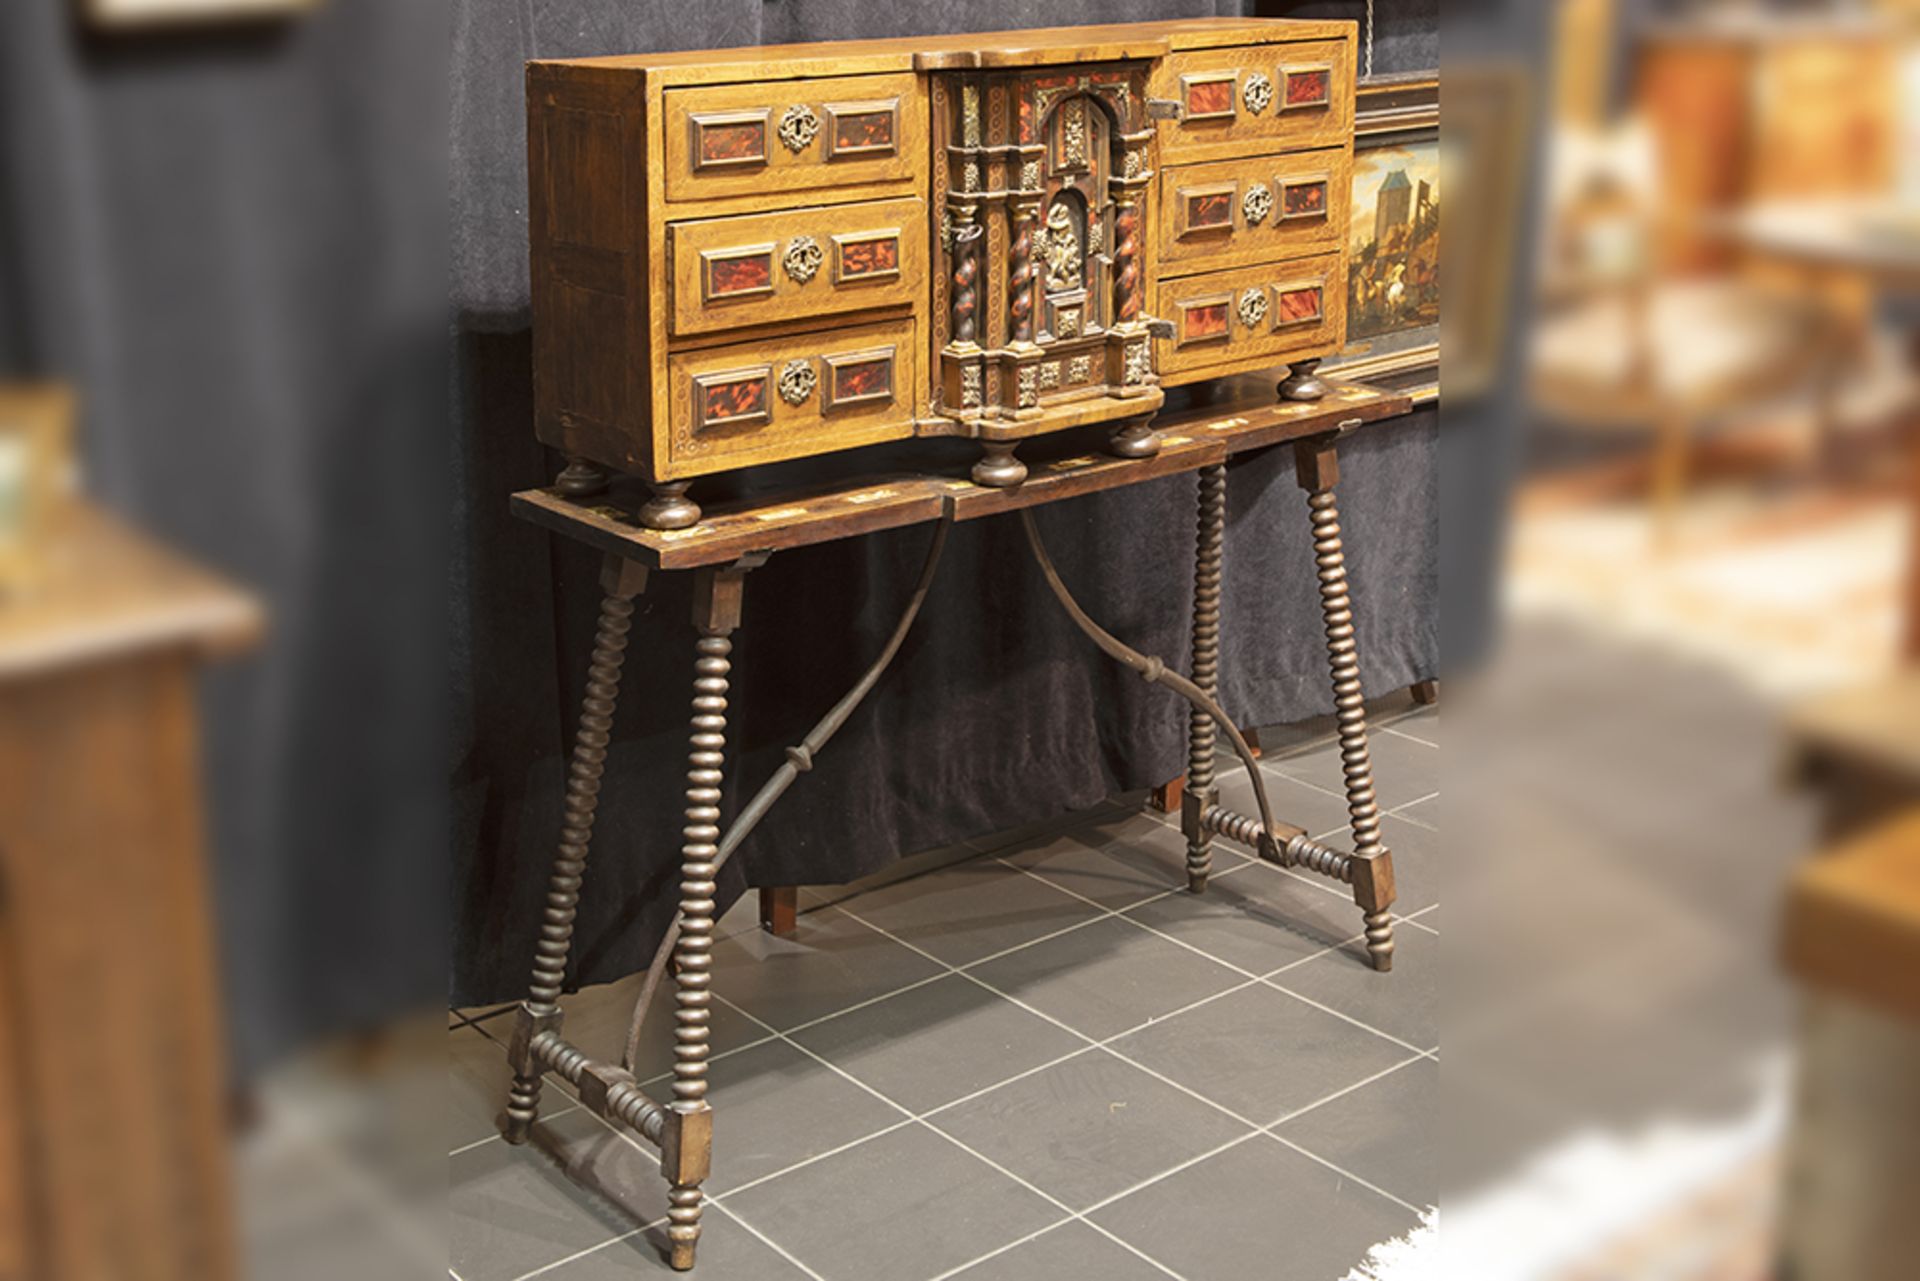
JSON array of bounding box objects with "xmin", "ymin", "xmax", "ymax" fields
[
  {"xmin": 448, "ymin": 0, "xmax": 1440, "ymax": 1007},
  {"xmin": 0, "ymin": 3, "xmax": 447, "ymax": 1077}
]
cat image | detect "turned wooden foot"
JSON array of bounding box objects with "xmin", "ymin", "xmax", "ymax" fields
[
  {"xmin": 555, "ymin": 456, "xmax": 610, "ymax": 497},
  {"xmin": 972, "ymin": 440, "xmax": 1027, "ymax": 488},
  {"xmin": 640, "ymin": 481, "xmax": 701, "ymax": 531},
  {"xmin": 1278, "ymin": 358, "xmax": 1329, "ymax": 402},
  {"xmin": 1109, "ymin": 419, "xmax": 1162, "ymax": 459}
]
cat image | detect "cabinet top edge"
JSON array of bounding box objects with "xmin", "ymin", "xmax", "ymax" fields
[{"xmin": 527, "ymin": 18, "xmax": 1356, "ymax": 85}]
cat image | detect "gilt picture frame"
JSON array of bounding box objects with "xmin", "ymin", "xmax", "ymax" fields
[
  {"xmin": 77, "ymin": 0, "xmax": 319, "ymax": 31},
  {"xmin": 1325, "ymin": 74, "xmax": 1440, "ymax": 404}
]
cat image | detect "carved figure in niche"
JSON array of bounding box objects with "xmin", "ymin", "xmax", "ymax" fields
[{"xmin": 1042, "ymin": 200, "xmax": 1082, "ymax": 292}]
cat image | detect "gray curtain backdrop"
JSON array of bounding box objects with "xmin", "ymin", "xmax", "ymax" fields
[
  {"xmin": 0, "ymin": 2, "xmax": 446, "ymax": 1076},
  {"xmin": 449, "ymin": 0, "xmax": 1439, "ymax": 1006}
]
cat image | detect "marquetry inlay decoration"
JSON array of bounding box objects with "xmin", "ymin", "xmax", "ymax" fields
[
  {"xmin": 1237, "ymin": 287, "xmax": 1268, "ymax": 328},
  {"xmin": 960, "ymin": 365, "xmax": 983, "ymax": 408},
  {"xmin": 778, "ymin": 104, "xmax": 820, "ymax": 152},
  {"xmin": 777, "ymin": 359, "xmax": 817, "ymax": 406},
  {"xmin": 1124, "ymin": 342, "xmax": 1151, "ymax": 385},
  {"xmin": 1242, "ymin": 71, "xmax": 1273, "ymax": 114},
  {"xmin": 782, "ymin": 236, "xmax": 824, "ymax": 284},
  {"xmin": 1242, "ymin": 183, "xmax": 1272, "ymax": 225},
  {"xmin": 1067, "ymin": 355, "xmax": 1092, "ymax": 383},
  {"xmin": 1037, "ymin": 362, "xmax": 1061, "ymax": 390}
]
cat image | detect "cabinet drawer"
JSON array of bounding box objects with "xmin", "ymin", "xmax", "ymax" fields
[
  {"xmin": 665, "ymin": 318, "xmax": 917, "ymax": 476},
  {"xmin": 667, "ymin": 197, "xmax": 925, "ymax": 337},
  {"xmin": 1159, "ymin": 147, "xmax": 1349, "ymax": 275},
  {"xmin": 664, "ymin": 73, "xmax": 921, "ymax": 204},
  {"xmin": 1151, "ymin": 41, "xmax": 1354, "ymax": 164},
  {"xmin": 1154, "ymin": 252, "xmax": 1345, "ymax": 382}
]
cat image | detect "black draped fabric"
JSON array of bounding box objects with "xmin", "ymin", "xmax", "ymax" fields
[
  {"xmin": 0, "ymin": 2, "xmax": 446, "ymax": 1075},
  {"xmin": 449, "ymin": 0, "xmax": 1439, "ymax": 1006}
]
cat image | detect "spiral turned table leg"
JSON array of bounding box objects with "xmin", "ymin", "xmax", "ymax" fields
[
  {"xmin": 1183, "ymin": 464, "xmax": 1227, "ymax": 894},
  {"xmin": 504, "ymin": 557, "xmax": 648, "ymax": 1143},
  {"xmin": 1295, "ymin": 439, "xmax": 1396, "ymax": 973},
  {"xmin": 665, "ymin": 565, "xmax": 750, "ymax": 1271}
]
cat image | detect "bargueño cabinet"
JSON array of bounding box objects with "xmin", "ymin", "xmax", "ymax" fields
[{"xmin": 527, "ymin": 19, "xmax": 1357, "ymax": 527}]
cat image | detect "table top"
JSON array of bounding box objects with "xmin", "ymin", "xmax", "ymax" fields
[
  {"xmin": 0, "ymin": 502, "xmax": 263, "ymax": 683},
  {"xmin": 1789, "ymin": 671, "xmax": 1920, "ymax": 787},
  {"xmin": 1715, "ymin": 198, "xmax": 1920, "ymax": 288},
  {"xmin": 513, "ymin": 376, "xmax": 1413, "ymax": 570}
]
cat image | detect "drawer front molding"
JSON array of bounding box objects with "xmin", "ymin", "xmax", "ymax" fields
[
  {"xmin": 1155, "ymin": 250, "xmax": 1346, "ymax": 382},
  {"xmin": 1157, "ymin": 147, "xmax": 1351, "ymax": 277},
  {"xmin": 665, "ymin": 73, "xmax": 921, "ymax": 202},
  {"xmin": 1151, "ymin": 40, "xmax": 1355, "ymax": 163},
  {"xmin": 666, "ymin": 197, "xmax": 925, "ymax": 337},
  {"xmin": 667, "ymin": 319, "xmax": 917, "ymax": 474}
]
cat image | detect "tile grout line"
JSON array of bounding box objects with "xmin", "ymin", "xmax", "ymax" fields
[
  {"xmin": 708, "ymin": 1199, "xmax": 831, "ymax": 1281},
  {"xmin": 1267, "ymin": 1131, "xmax": 1424, "ymax": 1215},
  {"xmin": 1261, "ymin": 1051, "xmax": 1429, "ymax": 1131},
  {"xmin": 1379, "ymin": 722, "xmax": 1438, "ymax": 749},
  {"xmin": 987, "ymin": 853, "xmax": 1427, "ymax": 1056},
  {"xmin": 829, "ymin": 900, "xmax": 1425, "ymax": 1224}
]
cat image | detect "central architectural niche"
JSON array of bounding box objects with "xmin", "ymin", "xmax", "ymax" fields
[{"xmin": 933, "ymin": 64, "xmax": 1162, "ymax": 462}]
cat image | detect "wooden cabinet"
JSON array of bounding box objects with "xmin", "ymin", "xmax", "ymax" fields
[{"xmin": 527, "ymin": 18, "xmax": 1358, "ymax": 521}]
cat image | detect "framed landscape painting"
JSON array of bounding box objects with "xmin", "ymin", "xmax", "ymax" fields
[{"xmin": 1326, "ymin": 74, "xmax": 1440, "ymax": 403}]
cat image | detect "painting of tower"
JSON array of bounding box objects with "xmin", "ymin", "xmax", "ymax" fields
[{"xmin": 1374, "ymin": 168, "xmax": 1413, "ymax": 245}]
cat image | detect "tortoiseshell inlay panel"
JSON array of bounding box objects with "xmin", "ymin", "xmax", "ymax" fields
[
  {"xmin": 1184, "ymin": 77, "xmax": 1235, "ymax": 119},
  {"xmin": 1187, "ymin": 191, "xmax": 1233, "ymax": 231},
  {"xmin": 696, "ymin": 371, "xmax": 770, "ymax": 428},
  {"xmin": 1283, "ymin": 67, "xmax": 1331, "ymax": 109},
  {"xmin": 1283, "ymin": 180, "xmax": 1328, "ymax": 218},
  {"xmin": 828, "ymin": 355, "xmax": 893, "ymax": 406},
  {"xmin": 1275, "ymin": 285, "xmax": 1324, "ymax": 325},
  {"xmin": 1180, "ymin": 299, "xmax": 1231, "ymax": 344},
  {"xmin": 831, "ymin": 110, "xmax": 895, "ymax": 155},
  {"xmin": 694, "ymin": 117, "xmax": 768, "ymax": 168},
  {"xmin": 837, "ymin": 236, "xmax": 900, "ymax": 280},
  {"xmin": 704, "ymin": 251, "xmax": 774, "ymax": 299}
]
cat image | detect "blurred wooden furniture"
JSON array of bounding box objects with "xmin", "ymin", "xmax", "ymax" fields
[
  {"xmin": 1719, "ymin": 198, "xmax": 1920, "ymax": 657},
  {"xmin": 0, "ymin": 503, "xmax": 261, "ymax": 1281},
  {"xmin": 1778, "ymin": 807, "xmax": 1920, "ymax": 1281},
  {"xmin": 1787, "ymin": 670, "xmax": 1920, "ymax": 842},
  {"xmin": 1635, "ymin": 15, "xmax": 1898, "ymax": 275}
]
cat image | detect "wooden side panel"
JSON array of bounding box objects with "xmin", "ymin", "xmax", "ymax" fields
[
  {"xmin": 0, "ymin": 655, "xmax": 236, "ymax": 1281},
  {"xmin": 666, "ymin": 196, "xmax": 925, "ymax": 336},
  {"xmin": 1154, "ymin": 250, "xmax": 1346, "ymax": 383},
  {"xmin": 663, "ymin": 72, "xmax": 923, "ymax": 203},
  {"xmin": 1151, "ymin": 38, "xmax": 1355, "ymax": 164},
  {"xmin": 663, "ymin": 318, "xmax": 918, "ymax": 477},
  {"xmin": 1157, "ymin": 145, "xmax": 1350, "ymax": 276},
  {"xmin": 528, "ymin": 64, "xmax": 651, "ymax": 474}
]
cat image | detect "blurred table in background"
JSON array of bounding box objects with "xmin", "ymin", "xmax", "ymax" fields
[
  {"xmin": 0, "ymin": 503, "xmax": 260, "ymax": 1281},
  {"xmin": 1719, "ymin": 198, "xmax": 1920, "ymax": 660}
]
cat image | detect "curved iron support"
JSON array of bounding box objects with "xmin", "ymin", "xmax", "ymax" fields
[
  {"xmin": 1016, "ymin": 509, "xmax": 1283, "ymax": 853},
  {"xmin": 622, "ymin": 515, "xmax": 954, "ymax": 1070}
]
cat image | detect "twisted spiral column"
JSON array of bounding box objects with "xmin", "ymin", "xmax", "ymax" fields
[
  {"xmin": 1114, "ymin": 197, "xmax": 1142, "ymax": 324},
  {"xmin": 1304, "ymin": 477, "xmax": 1394, "ymax": 971},
  {"xmin": 1009, "ymin": 201, "xmax": 1037, "ymax": 345},
  {"xmin": 1185, "ymin": 465, "xmax": 1227, "ymax": 893},
  {"xmin": 668, "ymin": 628, "xmax": 732, "ymax": 1267},
  {"xmin": 952, "ymin": 218, "xmax": 979, "ymax": 345},
  {"xmin": 504, "ymin": 587, "xmax": 636, "ymax": 1143}
]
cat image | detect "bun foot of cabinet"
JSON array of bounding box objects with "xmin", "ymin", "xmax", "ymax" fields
[
  {"xmin": 1109, "ymin": 420, "xmax": 1164, "ymax": 460},
  {"xmin": 1278, "ymin": 358, "xmax": 1330, "ymax": 403},
  {"xmin": 639, "ymin": 481, "xmax": 702, "ymax": 531},
  {"xmin": 555, "ymin": 457, "xmax": 611, "ymax": 498},
  {"xmin": 971, "ymin": 441, "xmax": 1028, "ymax": 489}
]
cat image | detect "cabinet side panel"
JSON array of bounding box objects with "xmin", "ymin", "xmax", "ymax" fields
[{"xmin": 529, "ymin": 67, "xmax": 647, "ymax": 473}]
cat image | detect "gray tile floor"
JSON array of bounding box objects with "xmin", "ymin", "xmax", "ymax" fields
[{"xmin": 450, "ymin": 696, "xmax": 1438, "ymax": 1281}]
